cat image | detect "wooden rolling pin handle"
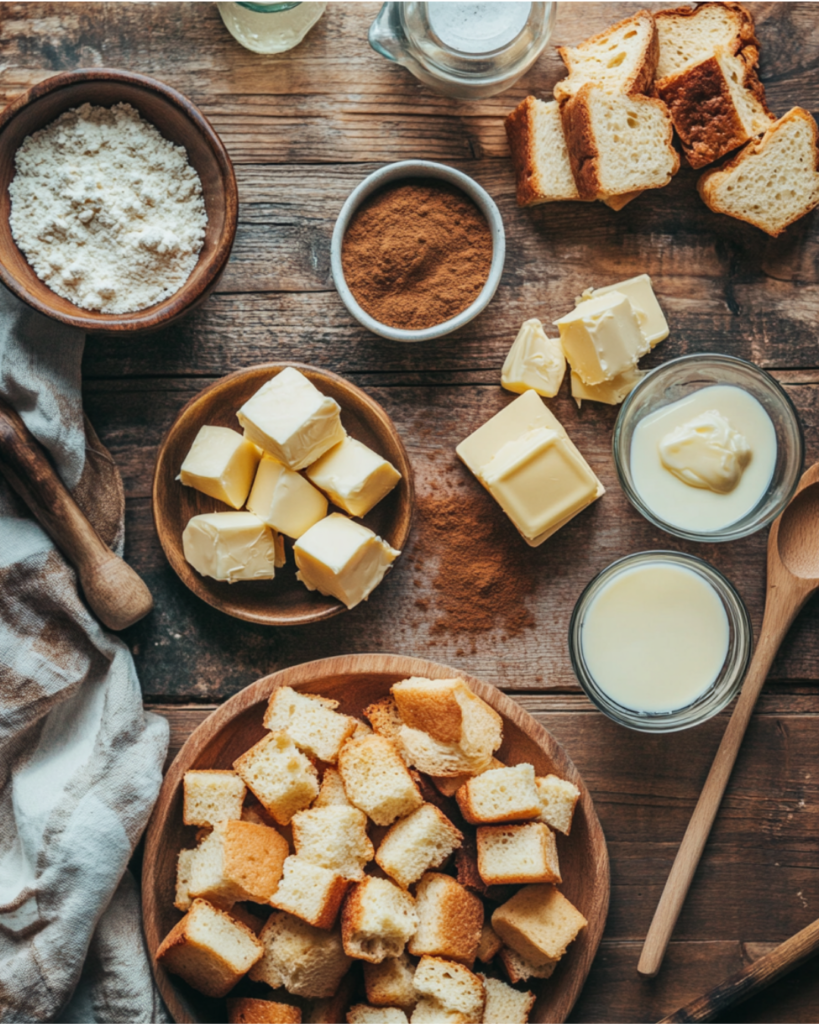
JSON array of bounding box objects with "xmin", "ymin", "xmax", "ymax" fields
[
  {"xmin": 658, "ymin": 916, "xmax": 819, "ymax": 1023},
  {"xmin": 0, "ymin": 398, "xmax": 153, "ymax": 631},
  {"xmin": 637, "ymin": 585, "xmax": 812, "ymax": 979}
]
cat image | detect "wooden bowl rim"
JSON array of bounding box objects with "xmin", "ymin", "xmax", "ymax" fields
[
  {"xmin": 142, "ymin": 653, "xmax": 610, "ymax": 1024},
  {"xmin": 152, "ymin": 362, "xmax": 415, "ymax": 626},
  {"xmin": 0, "ymin": 67, "xmax": 238, "ymax": 333}
]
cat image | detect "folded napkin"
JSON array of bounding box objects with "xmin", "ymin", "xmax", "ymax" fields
[{"xmin": 0, "ymin": 286, "xmax": 170, "ymax": 1023}]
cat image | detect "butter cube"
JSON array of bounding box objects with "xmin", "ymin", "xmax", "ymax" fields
[
  {"xmin": 306, "ymin": 436, "xmax": 401, "ymax": 518},
  {"xmin": 553, "ymin": 291, "xmax": 648, "ymax": 386},
  {"xmin": 456, "ymin": 390, "xmax": 604, "ymax": 547},
  {"xmin": 247, "ymin": 454, "xmax": 328, "ymax": 539},
  {"xmin": 294, "ymin": 513, "xmax": 400, "ymax": 609},
  {"xmin": 571, "ymin": 366, "xmax": 645, "ymax": 408},
  {"xmin": 183, "ymin": 511, "xmax": 285, "ymax": 583},
  {"xmin": 501, "ymin": 319, "xmax": 566, "ymax": 398},
  {"xmin": 586, "ymin": 274, "xmax": 668, "ymax": 348},
  {"xmin": 178, "ymin": 425, "xmax": 262, "ymax": 509},
  {"xmin": 237, "ymin": 367, "xmax": 346, "ymax": 471}
]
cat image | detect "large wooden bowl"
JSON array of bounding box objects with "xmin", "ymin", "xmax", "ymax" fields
[
  {"xmin": 0, "ymin": 69, "xmax": 237, "ymax": 333},
  {"xmin": 142, "ymin": 655, "xmax": 610, "ymax": 1024},
  {"xmin": 153, "ymin": 364, "xmax": 414, "ymax": 625}
]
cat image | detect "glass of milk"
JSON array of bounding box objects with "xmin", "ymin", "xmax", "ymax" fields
[
  {"xmin": 369, "ymin": 2, "xmax": 557, "ymax": 99},
  {"xmin": 570, "ymin": 551, "xmax": 752, "ymax": 733},
  {"xmin": 217, "ymin": 2, "xmax": 326, "ymax": 54},
  {"xmin": 614, "ymin": 354, "xmax": 804, "ymax": 543}
]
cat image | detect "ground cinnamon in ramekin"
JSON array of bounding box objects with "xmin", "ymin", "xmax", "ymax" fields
[{"xmin": 341, "ymin": 179, "xmax": 493, "ymax": 331}]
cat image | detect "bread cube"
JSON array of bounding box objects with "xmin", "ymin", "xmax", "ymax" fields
[
  {"xmin": 535, "ymin": 774, "xmax": 580, "ymax": 836},
  {"xmin": 409, "ymin": 1001, "xmax": 469, "ymax": 1024},
  {"xmin": 303, "ymin": 972, "xmax": 356, "ymax": 1024},
  {"xmin": 347, "ymin": 1007, "xmax": 409, "ymax": 1024},
  {"xmin": 234, "ymin": 732, "xmax": 319, "ymax": 826},
  {"xmin": 237, "ymin": 367, "xmax": 346, "ymax": 471},
  {"xmin": 250, "ymin": 910, "xmax": 352, "ymax": 998},
  {"xmin": 408, "ymin": 873, "xmax": 483, "ymax": 966},
  {"xmin": 430, "ymin": 758, "xmax": 505, "ymax": 799},
  {"xmin": 475, "ymin": 923, "xmax": 502, "ymax": 964},
  {"xmin": 188, "ymin": 820, "xmax": 289, "ymax": 906},
  {"xmin": 341, "ymin": 876, "xmax": 418, "ymax": 963},
  {"xmin": 314, "ymin": 767, "xmax": 354, "ymax": 808},
  {"xmin": 454, "ymin": 837, "xmax": 515, "ymax": 905},
  {"xmin": 175, "ymin": 848, "xmax": 198, "ymax": 912},
  {"xmin": 179, "ymin": 425, "xmax": 262, "ymax": 509},
  {"xmin": 456, "ymin": 764, "xmax": 542, "ymax": 825},
  {"xmin": 292, "ymin": 806, "xmax": 374, "ymax": 880},
  {"xmin": 391, "ymin": 678, "xmax": 502, "ymax": 778},
  {"xmin": 227, "ymin": 997, "xmax": 302, "ymax": 1024},
  {"xmin": 412, "ymin": 957, "xmax": 485, "ymax": 1023},
  {"xmin": 477, "ymin": 822, "xmax": 561, "ymax": 886},
  {"xmin": 376, "ymin": 804, "xmax": 463, "ymax": 889},
  {"xmin": 270, "ymin": 856, "xmax": 350, "ymax": 930},
  {"xmin": 264, "ymin": 687, "xmax": 358, "ymax": 764},
  {"xmin": 477, "ymin": 975, "xmax": 535, "ymax": 1024},
  {"xmin": 497, "ymin": 945, "xmax": 557, "ymax": 984},
  {"xmin": 492, "ymin": 885, "xmax": 587, "ymax": 966},
  {"xmin": 338, "ymin": 734, "xmax": 423, "ymax": 827},
  {"xmin": 248, "ymin": 455, "xmax": 329, "ymax": 539},
  {"xmin": 156, "ymin": 898, "xmax": 263, "ymax": 999},
  {"xmin": 183, "ymin": 769, "xmax": 246, "ymax": 827},
  {"xmin": 306, "ymin": 435, "xmax": 402, "ymax": 518},
  {"xmin": 363, "ymin": 696, "xmax": 405, "ymax": 746},
  {"xmin": 364, "ymin": 951, "xmax": 417, "ymax": 1010}
]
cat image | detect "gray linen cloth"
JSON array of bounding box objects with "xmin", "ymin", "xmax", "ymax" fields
[{"xmin": 0, "ymin": 285, "xmax": 170, "ymax": 1023}]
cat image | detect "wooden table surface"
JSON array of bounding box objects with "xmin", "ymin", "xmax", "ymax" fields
[{"xmin": 4, "ymin": 2, "xmax": 819, "ymax": 1021}]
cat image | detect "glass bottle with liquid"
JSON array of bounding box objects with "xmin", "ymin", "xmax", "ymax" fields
[
  {"xmin": 369, "ymin": 2, "xmax": 557, "ymax": 99},
  {"xmin": 217, "ymin": 2, "xmax": 327, "ymax": 54}
]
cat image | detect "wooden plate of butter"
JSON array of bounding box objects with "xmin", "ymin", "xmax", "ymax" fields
[{"xmin": 153, "ymin": 363, "xmax": 413, "ymax": 625}]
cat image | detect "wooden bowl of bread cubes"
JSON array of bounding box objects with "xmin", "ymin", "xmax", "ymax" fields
[{"xmin": 142, "ymin": 654, "xmax": 610, "ymax": 1024}]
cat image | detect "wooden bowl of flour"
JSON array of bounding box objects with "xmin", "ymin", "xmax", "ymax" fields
[{"xmin": 0, "ymin": 69, "xmax": 237, "ymax": 333}]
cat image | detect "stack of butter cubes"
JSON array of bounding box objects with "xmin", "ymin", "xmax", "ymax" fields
[{"xmin": 178, "ymin": 367, "xmax": 402, "ymax": 609}]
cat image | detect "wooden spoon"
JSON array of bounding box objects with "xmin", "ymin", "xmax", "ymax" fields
[
  {"xmin": 0, "ymin": 396, "xmax": 153, "ymax": 631},
  {"xmin": 658, "ymin": 915, "xmax": 819, "ymax": 1023},
  {"xmin": 638, "ymin": 462, "xmax": 819, "ymax": 978}
]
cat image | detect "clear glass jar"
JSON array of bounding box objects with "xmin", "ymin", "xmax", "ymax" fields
[
  {"xmin": 217, "ymin": 2, "xmax": 326, "ymax": 54},
  {"xmin": 569, "ymin": 551, "xmax": 752, "ymax": 734},
  {"xmin": 613, "ymin": 353, "xmax": 804, "ymax": 543}
]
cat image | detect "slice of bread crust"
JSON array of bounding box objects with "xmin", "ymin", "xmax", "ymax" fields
[
  {"xmin": 505, "ymin": 96, "xmax": 584, "ymax": 207},
  {"xmin": 654, "ymin": 2, "xmax": 759, "ymax": 82},
  {"xmin": 407, "ymin": 873, "xmax": 484, "ymax": 966},
  {"xmin": 227, "ymin": 997, "xmax": 303, "ymax": 1024},
  {"xmin": 562, "ymin": 85, "xmax": 680, "ymax": 200},
  {"xmin": 554, "ymin": 9, "xmax": 659, "ymax": 104},
  {"xmin": 697, "ymin": 107, "xmax": 819, "ymax": 236}
]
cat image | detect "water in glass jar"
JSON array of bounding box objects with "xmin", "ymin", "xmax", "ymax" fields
[{"xmin": 427, "ymin": 2, "xmax": 532, "ymax": 53}]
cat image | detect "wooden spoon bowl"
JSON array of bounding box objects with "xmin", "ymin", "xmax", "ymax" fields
[
  {"xmin": 142, "ymin": 654, "xmax": 610, "ymax": 1024},
  {"xmin": 0, "ymin": 69, "xmax": 238, "ymax": 333},
  {"xmin": 153, "ymin": 364, "xmax": 414, "ymax": 625}
]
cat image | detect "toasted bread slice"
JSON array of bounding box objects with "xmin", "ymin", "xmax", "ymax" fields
[
  {"xmin": 407, "ymin": 873, "xmax": 484, "ymax": 966},
  {"xmin": 346, "ymin": 1006, "xmax": 408, "ymax": 1024},
  {"xmin": 189, "ymin": 819, "xmax": 289, "ymax": 906},
  {"xmin": 497, "ymin": 945, "xmax": 558, "ymax": 985},
  {"xmin": 412, "ymin": 957, "xmax": 485, "ymax": 1024},
  {"xmin": 292, "ymin": 805, "xmax": 374, "ymax": 880},
  {"xmin": 264, "ymin": 687, "xmax": 358, "ymax": 765},
  {"xmin": 504, "ymin": 97, "xmax": 584, "ymax": 207},
  {"xmin": 250, "ymin": 911, "xmax": 352, "ymax": 999},
  {"xmin": 456, "ymin": 764, "xmax": 542, "ymax": 825},
  {"xmin": 562, "ymin": 85, "xmax": 679, "ymax": 200},
  {"xmin": 475, "ymin": 922, "xmax": 502, "ymax": 964},
  {"xmin": 269, "ymin": 856, "xmax": 350, "ymax": 930},
  {"xmin": 654, "ymin": 1, "xmax": 758, "ymax": 82},
  {"xmin": 476, "ymin": 823, "xmax": 562, "ymax": 886},
  {"xmin": 376, "ymin": 803, "xmax": 464, "ymax": 889},
  {"xmin": 697, "ymin": 107, "xmax": 819, "ymax": 235},
  {"xmin": 227, "ymin": 998, "xmax": 302, "ymax": 1024},
  {"xmin": 492, "ymin": 885, "xmax": 587, "ymax": 967},
  {"xmin": 338, "ymin": 734, "xmax": 423, "ymax": 826},
  {"xmin": 535, "ymin": 774, "xmax": 581, "ymax": 836},
  {"xmin": 183, "ymin": 770, "xmax": 246, "ymax": 827},
  {"xmin": 234, "ymin": 732, "xmax": 319, "ymax": 826},
  {"xmin": 364, "ymin": 950, "xmax": 418, "ymax": 1010},
  {"xmin": 477, "ymin": 975, "xmax": 535, "ymax": 1024},
  {"xmin": 314, "ymin": 766, "xmax": 354, "ymax": 808},
  {"xmin": 341, "ymin": 876, "xmax": 419, "ymax": 963},
  {"xmin": 554, "ymin": 10, "xmax": 658, "ymax": 104}
]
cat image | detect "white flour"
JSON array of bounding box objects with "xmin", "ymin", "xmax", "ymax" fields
[{"xmin": 9, "ymin": 102, "xmax": 207, "ymax": 314}]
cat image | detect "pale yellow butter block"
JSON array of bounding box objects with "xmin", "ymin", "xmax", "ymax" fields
[
  {"xmin": 294, "ymin": 513, "xmax": 400, "ymax": 609},
  {"xmin": 501, "ymin": 318, "xmax": 566, "ymax": 398},
  {"xmin": 553, "ymin": 291, "xmax": 648, "ymax": 386},
  {"xmin": 570, "ymin": 366, "xmax": 646, "ymax": 408},
  {"xmin": 456, "ymin": 391, "xmax": 604, "ymax": 547},
  {"xmin": 182, "ymin": 511, "xmax": 285, "ymax": 583},
  {"xmin": 306, "ymin": 436, "xmax": 401, "ymax": 518},
  {"xmin": 586, "ymin": 274, "xmax": 669, "ymax": 349},
  {"xmin": 237, "ymin": 367, "xmax": 346, "ymax": 471},
  {"xmin": 247, "ymin": 454, "xmax": 328, "ymax": 539},
  {"xmin": 178, "ymin": 425, "xmax": 262, "ymax": 509}
]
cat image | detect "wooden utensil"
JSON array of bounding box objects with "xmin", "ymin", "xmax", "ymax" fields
[
  {"xmin": 152, "ymin": 363, "xmax": 414, "ymax": 627},
  {"xmin": 639, "ymin": 462, "xmax": 819, "ymax": 978},
  {"xmin": 658, "ymin": 915, "xmax": 819, "ymax": 1023},
  {"xmin": 0, "ymin": 396, "xmax": 153, "ymax": 631},
  {"xmin": 142, "ymin": 654, "xmax": 610, "ymax": 1024}
]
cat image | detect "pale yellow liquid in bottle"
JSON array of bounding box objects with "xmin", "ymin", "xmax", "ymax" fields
[{"xmin": 217, "ymin": 2, "xmax": 326, "ymax": 54}]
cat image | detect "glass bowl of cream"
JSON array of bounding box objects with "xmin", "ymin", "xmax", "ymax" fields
[
  {"xmin": 613, "ymin": 354, "xmax": 804, "ymax": 542},
  {"xmin": 569, "ymin": 551, "xmax": 752, "ymax": 733}
]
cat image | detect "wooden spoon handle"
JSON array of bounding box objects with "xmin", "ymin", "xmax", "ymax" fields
[
  {"xmin": 638, "ymin": 591, "xmax": 810, "ymax": 978},
  {"xmin": 0, "ymin": 397, "xmax": 153, "ymax": 631},
  {"xmin": 658, "ymin": 916, "xmax": 819, "ymax": 1023}
]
